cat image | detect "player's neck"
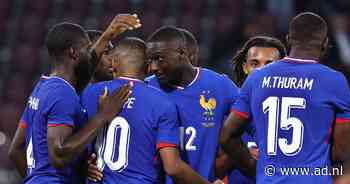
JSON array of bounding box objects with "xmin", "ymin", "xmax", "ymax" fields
[
  {"xmin": 179, "ymin": 66, "xmax": 197, "ymax": 87},
  {"xmin": 289, "ymin": 47, "xmax": 320, "ymax": 61},
  {"xmin": 118, "ymin": 72, "xmax": 145, "ymax": 81},
  {"xmin": 50, "ymin": 65, "xmax": 77, "ymax": 90}
]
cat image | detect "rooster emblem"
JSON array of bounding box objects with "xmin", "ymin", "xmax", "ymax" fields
[{"xmin": 199, "ymin": 95, "xmax": 216, "ymax": 112}]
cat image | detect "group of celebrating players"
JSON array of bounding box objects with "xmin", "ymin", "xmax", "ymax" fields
[{"xmin": 6, "ymin": 10, "xmax": 350, "ymax": 184}]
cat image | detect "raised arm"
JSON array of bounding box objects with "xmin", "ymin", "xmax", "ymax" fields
[{"xmin": 90, "ymin": 14, "xmax": 141, "ymax": 61}]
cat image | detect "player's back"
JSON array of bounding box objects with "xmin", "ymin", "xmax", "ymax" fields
[
  {"xmin": 244, "ymin": 57, "xmax": 350, "ymax": 183},
  {"xmin": 82, "ymin": 77, "xmax": 179, "ymax": 184},
  {"xmin": 147, "ymin": 68, "xmax": 239, "ymax": 182},
  {"xmin": 22, "ymin": 76, "xmax": 86, "ymax": 184}
]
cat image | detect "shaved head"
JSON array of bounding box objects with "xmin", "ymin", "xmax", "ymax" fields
[
  {"xmin": 147, "ymin": 26, "xmax": 186, "ymax": 50},
  {"xmin": 110, "ymin": 37, "xmax": 146, "ymax": 78},
  {"xmin": 178, "ymin": 28, "xmax": 199, "ymax": 66},
  {"xmin": 289, "ymin": 12, "xmax": 328, "ymax": 47}
]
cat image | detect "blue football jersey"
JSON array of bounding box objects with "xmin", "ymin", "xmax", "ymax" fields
[
  {"xmin": 232, "ymin": 57, "xmax": 350, "ymax": 184},
  {"xmin": 81, "ymin": 77, "xmax": 179, "ymax": 184},
  {"xmin": 147, "ymin": 68, "xmax": 239, "ymax": 182},
  {"xmin": 20, "ymin": 76, "xmax": 87, "ymax": 184}
]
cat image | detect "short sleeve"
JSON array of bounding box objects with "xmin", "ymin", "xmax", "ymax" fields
[
  {"xmin": 333, "ymin": 73, "xmax": 350, "ymax": 124},
  {"xmin": 221, "ymin": 74, "xmax": 239, "ymax": 115},
  {"xmin": 18, "ymin": 107, "xmax": 29, "ymax": 128},
  {"xmin": 47, "ymin": 89, "xmax": 79, "ymax": 128},
  {"xmin": 231, "ymin": 74, "xmax": 254, "ymax": 119},
  {"xmin": 156, "ymin": 101, "xmax": 180, "ymax": 150}
]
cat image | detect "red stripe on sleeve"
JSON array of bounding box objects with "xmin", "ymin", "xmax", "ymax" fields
[
  {"xmin": 18, "ymin": 121, "xmax": 27, "ymax": 128},
  {"xmin": 156, "ymin": 142, "xmax": 177, "ymax": 150},
  {"xmin": 231, "ymin": 109, "xmax": 249, "ymax": 119},
  {"xmin": 47, "ymin": 124, "xmax": 74, "ymax": 128},
  {"xmin": 335, "ymin": 118, "xmax": 350, "ymax": 124}
]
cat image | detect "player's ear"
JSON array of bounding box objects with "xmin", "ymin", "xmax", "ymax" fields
[
  {"xmin": 286, "ymin": 35, "xmax": 291, "ymax": 54},
  {"xmin": 179, "ymin": 48, "xmax": 190, "ymax": 64},
  {"xmin": 69, "ymin": 47, "xmax": 78, "ymax": 61},
  {"xmin": 189, "ymin": 53, "xmax": 195, "ymax": 65},
  {"xmin": 320, "ymin": 37, "xmax": 329, "ymax": 59},
  {"xmin": 322, "ymin": 37, "xmax": 329, "ymax": 51}
]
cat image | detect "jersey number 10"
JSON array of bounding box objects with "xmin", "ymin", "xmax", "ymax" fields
[
  {"xmin": 263, "ymin": 97, "xmax": 306, "ymax": 156},
  {"xmin": 96, "ymin": 117, "xmax": 130, "ymax": 172}
]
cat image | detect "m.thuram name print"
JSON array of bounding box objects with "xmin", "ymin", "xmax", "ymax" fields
[{"xmin": 262, "ymin": 76, "xmax": 314, "ymax": 90}]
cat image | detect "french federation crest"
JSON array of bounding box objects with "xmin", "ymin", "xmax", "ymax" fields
[{"xmin": 199, "ymin": 91, "xmax": 216, "ymax": 126}]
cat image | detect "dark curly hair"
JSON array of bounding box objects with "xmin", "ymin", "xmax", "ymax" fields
[{"xmin": 232, "ymin": 36, "xmax": 287, "ymax": 87}]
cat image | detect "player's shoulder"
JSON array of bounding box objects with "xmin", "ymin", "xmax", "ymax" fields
[
  {"xmin": 133, "ymin": 80, "xmax": 174, "ymax": 107},
  {"xmin": 80, "ymin": 81, "xmax": 110, "ymax": 104},
  {"xmin": 141, "ymin": 81, "xmax": 170, "ymax": 100},
  {"xmin": 200, "ymin": 67, "xmax": 230, "ymax": 82},
  {"xmin": 314, "ymin": 63, "xmax": 344, "ymax": 76},
  {"xmin": 200, "ymin": 67, "xmax": 238, "ymax": 87},
  {"xmin": 315, "ymin": 64, "xmax": 348, "ymax": 84},
  {"xmin": 200, "ymin": 67, "xmax": 223, "ymax": 79},
  {"xmin": 82, "ymin": 81, "xmax": 109, "ymax": 96},
  {"xmin": 44, "ymin": 76, "xmax": 78, "ymax": 99},
  {"xmin": 36, "ymin": 76, "xmax": 80, "ymax": 110}
]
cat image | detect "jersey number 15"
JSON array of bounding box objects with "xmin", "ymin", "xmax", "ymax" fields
[{"xmin": 263, "ymin": 97, "xmax": 306, "ymax": 156}]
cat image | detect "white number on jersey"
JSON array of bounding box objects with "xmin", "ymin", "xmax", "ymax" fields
[
  {"xmin": 263, "ymin": 97, "xmax": 305, "ymax": 156},
  {"xmin": 26, "ymin": 137, "xmax": 35, "ymax": 171},
  {"xmin": 180, "ymin": 126, "xmax": 197, "ymax": 151},
  {"xmin": 96, "ymin": 117, "xmax": 130, "ymax": 172}
]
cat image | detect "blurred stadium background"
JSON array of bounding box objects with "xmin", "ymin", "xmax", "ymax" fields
[{"xmin": 0, "ymin": 0, "xmax": 350, "ymax": 183}]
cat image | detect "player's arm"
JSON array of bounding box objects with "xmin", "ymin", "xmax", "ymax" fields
[
  {"xmin": 331, "ymin": 73, "xmax": 350, "ymax": 164},
  {"xmin": 8, "ymin": 122, "xmax": 27, "ymax": 177},
  {"xmin": 159, "ymin": 147, "xmax": 212, "ymax": 184},
  {"xmin": 48, "ymin": 85, "xmax": 131, "ymax": 169},
  {"xmin": 90, "ymin": 14, "xmax": 141, "ymax": 61},
  {"xmin": 219, "ymin": 112, "xmax": 256, "ymax": 177},
  {"xmin": 333, "ymin": 120, "xmax": 350, "ymax": 162},
  {"xmin": 215, "ymin": 148, "xmax": 236, "ymax": 179}
]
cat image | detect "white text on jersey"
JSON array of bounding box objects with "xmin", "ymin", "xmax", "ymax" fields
[
  {"xmin": 262, "ymin": 76, "xmax": 314, "ymax": 90},
  {"xmin": 28, "ymin": 96, "xmax": 40, "ymax": 110},
  {"xmin": 123, "ymin": 97, "xmax": 136, "ymax": 109}
]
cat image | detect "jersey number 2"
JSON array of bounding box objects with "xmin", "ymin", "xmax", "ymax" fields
[
  {"xmin": 180, "ymin": 126, "xmax": 197, "ymax": 151},
  {"xmin": 263, "ymin": 97, "xmax": 306, "ymax": 156},
  {"xmin": 96, "ymin": 117, "xmax": 130, "ymax": 172}
]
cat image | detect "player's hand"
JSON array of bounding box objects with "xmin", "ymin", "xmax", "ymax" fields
[
  {"xmin": 102, "ymin": 14, "xmax": 141, "ymax": 40},
  {"xmin": 249, "ymin": 148, "xmax": 259, "ymax": 160},
  {"xmin": 97, "ymin": 84, "xmax": 132, "ymax": 123},
  {"xmin": 212, "ymin": 179, "xmax": 225, "ymax": 184},
  {"xmin": 87, "ymin": 153, "xmax": 103, "ymax": 182}
]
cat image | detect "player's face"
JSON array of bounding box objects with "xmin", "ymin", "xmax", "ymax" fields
[
  {"xmin": 146, "ymin": 41, "xmax": 186, "ymax": 86},
  {"xmin": 243, "ymin": 47, "xmax": 280, "ymax": 75},
  {"xmin": 94, "ymin": 53, "xmax": 114, "ymax": 81}
]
